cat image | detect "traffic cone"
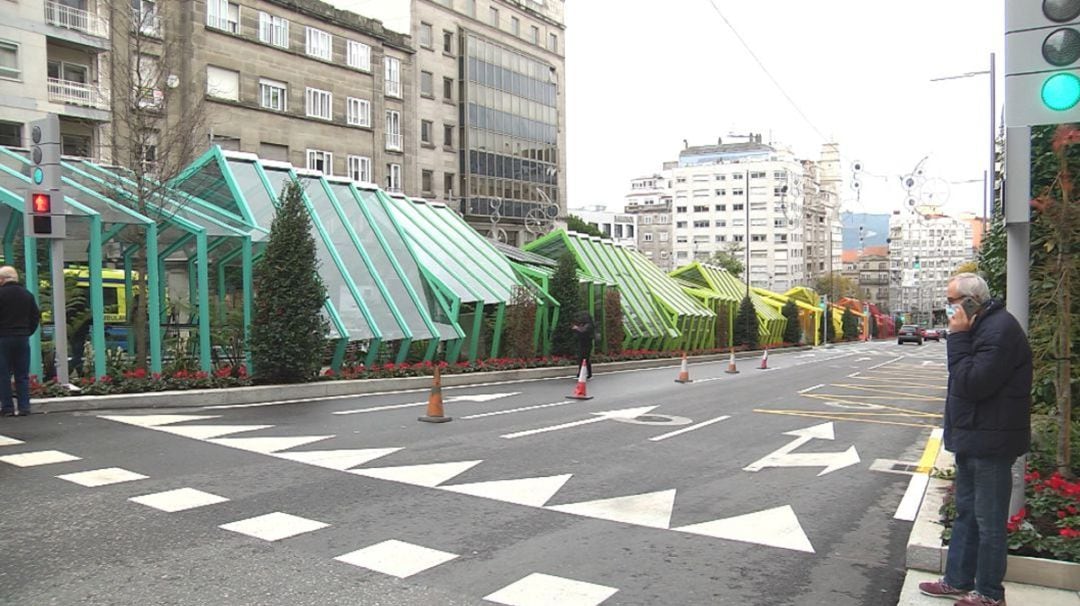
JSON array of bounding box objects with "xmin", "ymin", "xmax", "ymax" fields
[
  {"xmin": 674, "ymin": 352, "xmax": 692, "ymax": 383},
  {"xmin": 418, "ymin": 366, "xmax": 452, "ymax": 423},
  {"xmin": 568, "ymin": 359, "xmax": 593, "ymax": 400},
  {"xmin": 758, "ymin": 348, "xmax": 769, "ymax": 370},
  {"xmin": 725, "ymin": 348, "xmax": 740, "ymax": 374}
]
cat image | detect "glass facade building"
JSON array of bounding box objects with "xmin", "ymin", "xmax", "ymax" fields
[{"xmin": 462, "ymin": 34, "xmax": 559, "ymax": 236}]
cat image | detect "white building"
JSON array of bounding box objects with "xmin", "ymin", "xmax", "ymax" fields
[
  {"xmin": 570, "ymin": 205, "xmax": 637, "ymax": 249},
  {"xmin": 888, "ymin": 208, "xmax": 976, "ymax": 325},
  {"xmin": 803, "ymin": 143, "xmax": 844, "ymax": 282},
  {"xmin": 624, "ymin": 174, "xmax": 673, "ymax": 269}
]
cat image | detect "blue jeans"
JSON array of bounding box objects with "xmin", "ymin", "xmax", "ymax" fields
[
  {"xmin": 0, "ymin": 335, "xmax": 31, "ymax": 413},
  {"xmin": 944, "ymin": 453, "xmax": 1016, "ymax": 601}
]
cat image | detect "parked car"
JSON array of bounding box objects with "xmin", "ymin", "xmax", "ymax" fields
[
  {"xmin": 897, "ymin": 324, "xmax": 923, "ymax": 345},
  {"xmin": 923, "ymin": 328, "xmax": 942, "ymax": 342}
]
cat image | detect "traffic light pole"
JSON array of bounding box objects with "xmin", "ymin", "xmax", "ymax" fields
[
  {"xmin": 49, "ymin": 239, "xmax": 70, "ymax": 386},
  {"xmin": 1004, "ymin": 124, "xmax": 1031, "ymax": 516}
]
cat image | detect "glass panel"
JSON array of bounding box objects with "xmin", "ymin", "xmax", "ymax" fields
[
  {"xmin": 228, "ymin": 160, "xmax": 276, "ymax": 240},
  {"xmin": 174, "ymin": 158, "xmax": 244, "ymax": 219}
]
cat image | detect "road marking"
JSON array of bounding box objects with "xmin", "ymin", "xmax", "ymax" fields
[
  {"xmin": 894, "ymin": 474, "xmax": 931, "ymax": 521},
  {"xmin": 675, "ymin": 505, "xmax": 815, "ymax": 553},
  {"xmin": 274, "ymin": 448, "xmax": 402, "ymax": 471},
  {"xmin": 208, "ymin": 435, "xmax": 334, "ymax": 454},
  {"xmin": 332, "ymin": 401, "xmax": 427, "ymax": 415},
  {"xmin": 155, "ymin": 424, "xmax": 273, "ymax": 440},
  {"xmin": 500, "ymin": 406, "xmax": 657, "ymax": 439},
  {"xmin": 220, "ymin": 512, "xmax": 328, "ymax": 542},
  {"xmin": 333, "ymin": 392, "xmax": 521, "ymax": 415},
  {"xmin": 129, "ymin": 488, "xmax": 230, "ymax": 512},
  {"xmin": 100, "ymin": 414, "xmax": 220, "ymax": 427},
  {"xmin": 856, "ymin": 357, "xmax": 872, "ymax": 362},
  {"xmin": 349, "ymin": 460, "xmax": 482, "ymax": 487},
  {"xmin": 754, "ymin": 409, "xmax": 941, "ymax": 429},
  {"xmin": 461, "ymin": 400, "xmax": 573, "ymax": 419},
  {"xmin": 743, "ymin": 422, "xmax": 860, "ymax": 475},
  {"xmin": 868, "ymin": 356, "xmax": 904, "ymax": 370},
  {"xmin": 847, "ymin": 372, "xmax": 861, "ymax": 378},
  {"xmin": 0, "ymin": 434, "xmax": 24, "ymax": 447},
  {"xmin": 649, "ymin": 415, "xmax": 731, "ymax": 442},
  {"xmin": 798, "ymin": 384, "xmax": 825, "ymax": 394},
  {"xmin": 916, "ymin": 428, "xmax": 944, "ymax": 473},
  {"xmin": 548, "ymin": 488, "xmax": 676, "ymax": 528},
  {"xmin": 611, "ymin": 414, "xmax": 692, "ymax": 427},
  {"xmin": 484, "ymin": 572, "xmax": 618, "ymax": 606},
  {"xmin": 0, "ymin": 450, "xmax": 81, "ymax": 467},
  {"xmin": 57, "ymin": 467, "xmax": 148, "ymax": 487},
  {"xmin": 440, "ymin": 473, "xmax": 573, "ymax": 507},
  {"xmin": 334, "ymin": 540, "xmax": 458, "ymax": 579}
]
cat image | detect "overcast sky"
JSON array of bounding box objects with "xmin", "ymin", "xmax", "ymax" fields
[{"xmin": 564, "ymin": 0, "xmax": 1004, "ymax": 220}]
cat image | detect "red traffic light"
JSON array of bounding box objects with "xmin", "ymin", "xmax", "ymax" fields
[{"xmin": 32, "ymin": 192, "xmax": 51, "ymax": 214}]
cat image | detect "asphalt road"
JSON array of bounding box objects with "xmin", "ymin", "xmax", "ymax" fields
[{"xmin": 0, "ymin": 340, "xmax": 951, "ymax": 606}]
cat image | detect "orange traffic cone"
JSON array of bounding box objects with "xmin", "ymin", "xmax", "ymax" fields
[
  {"xmin": 675, "ymin": 352, "xmax": 692, "ymax": 383},
  {"xmin": 568, "ymin": 359, "xmax": 593, "ymax": 400},
  {"xmin": 725, "ymin": 348, "xmax": 740, "ymax": 374},
  {"xmin": 758, "ymin": 348, "xmax": 769, "ymax": 370},
  {"xmin": 418, "ymin": 366, "xmax": 452, "ymax": 423}
]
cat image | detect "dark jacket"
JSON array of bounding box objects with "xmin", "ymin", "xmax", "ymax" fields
[
  {"xmin": 0, "ymin": 282, "xmax": 41, "ymax": 338},
  {"xmin": 944, "ymin": 300, "xmax": 1032, "ymax": 457}
]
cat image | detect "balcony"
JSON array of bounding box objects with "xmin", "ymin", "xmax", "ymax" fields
[
  {"xmin": 48, "ymin": 78, "xmax": 110, "ymax": 110},
  {"xmin": 45, "ymin": 1, "xmax": 108, "ymax": 39},
  {"xmin": 385, "ymin": 133, "xmax": 403, "ymax": 151}
]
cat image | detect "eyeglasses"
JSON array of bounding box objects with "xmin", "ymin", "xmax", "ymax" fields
[{"xmin": 946, "ymin": 296, "xmax": 969, "ymax": 304}]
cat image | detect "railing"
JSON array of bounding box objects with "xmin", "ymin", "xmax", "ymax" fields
[
  {"xmin": 385, "ymin": 133, "xmax": 402, "ymax": 151},
  {"xmin": 47, "ymin": 78, "xmax": 110, "ymax": 109},
  {"xmin": 44, "ymin": 1, "xmax": 108, "ymax": 38}
]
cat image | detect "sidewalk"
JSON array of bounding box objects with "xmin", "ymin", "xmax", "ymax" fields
[{"xmin": 897, "ymin": 570, "xmax": 1080, "ymax": 605}]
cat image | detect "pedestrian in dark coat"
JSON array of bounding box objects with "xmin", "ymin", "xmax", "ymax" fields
[
  {"xmin": 571, "ymin": 310, "xmax": 594, "ymax": 379},
  {"xmin": 919, "ymin": 273, "xmax": 1031, "ymax": 606},
  {"xmin": 0, "ymin": 266, "xmax": 41, "ymax": 417}
]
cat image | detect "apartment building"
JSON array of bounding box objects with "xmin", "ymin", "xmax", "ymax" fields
[
  {"xmin": 329, "ymin": 0, "xmax": 566, "ymax": 245},
  {"xmin": 624, "ymin": 174, "xmax": 673, "ymax": 270},
  {"xmin": 1, "ymin": 0, "xmax": 112, "ymax": 156},
  {"xmin": 801, "ymin": 143, "xmax": 844, "ymax": 284},
  {"xmin": 888, "ymin": 208, "xmax": 975, "ymax": 325},
  {"xmin": 570, "ymin": 205, "xmax": 637, "ymax": 249}
]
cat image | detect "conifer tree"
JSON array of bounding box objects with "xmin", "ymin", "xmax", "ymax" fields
[
  {"xmin": 732, "ymin": 295, "xmax": 758, "ymax": 350},
  {"xmin": 550, "ymin": 251, "xmax": 582, "ymax": 356},
  {"xmin": 250, "ymin": 181, "xmax": 328, "ymax": 383},
  {"xmin": 841, "ymin": 307, "xmax": 859, "ymax": 341},
  {"xmin": 781, "ymin": 299, "xmax": 801, "ymax": 344}
]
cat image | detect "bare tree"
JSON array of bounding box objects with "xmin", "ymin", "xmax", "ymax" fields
[{"xmin": 103, "ymin": 0, "xmax": 210, "ymax": 367}]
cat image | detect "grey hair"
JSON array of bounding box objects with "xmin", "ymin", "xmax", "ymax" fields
[
  {"xmin": 949, "ymin": 272, "xmax": 990, "ymax": 304},
  {"xmin": 0, "ymin": 266, "xmax": 17, "ymax": 284}
]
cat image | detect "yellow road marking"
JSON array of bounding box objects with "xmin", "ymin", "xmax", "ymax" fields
[
  {"xmin": 803, "ymin": 392, "xmax": 944, "ymax": 403},
  {"xmin": 839, "ymin": 377, "xmax": 947, "ymax": 389},
  {"xmin": 799, "ymin": 394, "xmax": 942, "ymax": 415},
  {"xmin": 916, "ymin": 429, "xmax": 944, "ymax": 473},
  {"xmin": 754, "ymin": 409, "xmax": 942, "ymax": 429},
  {"xmin": 827, "ymin": 384, "xmax": 948, "ymax": 399}
]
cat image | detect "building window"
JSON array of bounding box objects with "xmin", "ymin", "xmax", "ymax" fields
[
  {"xmin": 348, "ymin": 155, "xmax": 371, "ymax": 183},
  {"xmin": 530, "ymin": 25, "xmax": 540, "ymax": 45},
  {"xmin": 676, "ymin": 221, "xmax": 687, "ymax": 228},
  {"xmin": 444, "ymin": 172, "xmax": 455, "ymax": 197},
  {"xmin": 465, "ymin": 0, "xmax": 476, "ymax": 17},
  {"xmin": 62, "ymin": 133, "xmax": 92, "ymax": 157},
  {"xmin": 420, "ymin": 70, "xmax": 434, "ymax": 97},
  {"xmin": 732, "ymin": 173, "xmax": 744, "ymax": 180},
  {"xmin": 384, "ymin": 56, "xmax": 401, "ymax": 97},
  {"xmin": 0, "ymin": 41, "xmax": 20, "ymax": 80},
  {"xmin": 207, "ymin": 0, "xmax": 240, "ymax": 33},
  {"xmin": 443, "ymin": 123, "xmax": 454, "ymax": 147},
  {"xmin": 443, "ymin": 31, "xmax": 454, "ymax": 54},
  {"xmin": 643, "ymin": 233, "xmax": 653, "ymax": 242},
  {"xmin": 421, "ymin": 119, "xmax": 433, "ymax": 144},
  {"xmin": 693, "ymin": 205, "xmax": 708, "ymax": 212},
  {"xmin": 489, "ymin": 7, "xmax": 499, "ymax": 26},
  {"xmin": 306, "ymin": 149, "xmax": 333, "ymax": 175},
  {"xmin": 259, "ymin": 142, "xmax": 288, "ymax": 162},
  {"xmin": 385, "ymin": 110, "xmax": 402, "ymax": 150},
  {"xmin": 419, "ymin": 22, "xmax": 433, "ymax": 48},
  {"xmin": 675, "ymin": 206, "xmax": 686, "ymax": 213},
  {"xmin": 443, "ymin": 77, "xmax": 453, "ymax": 101},
  {"xmin": 305, "ymin": 87, "xmax": 332, "ymax": 120},
  {"xmin": 132, "ymin": 0, "xmax": 160, "ymax": 35},
  {"xmin": 751, "ymin": 234, "xmax": 767, "ymax": 242},
  {"xmin": 510, "ymin": 16, "xmax": 520, "ymax": 36},
  {"xmin": 206, "ymin": 66, "xmax": 239, "ymax": 101},
  {"xmin": 0, "ymin": 121, "xmax": 20, "ymax": 146},
  {"xmin": 422, "ymin": 169, "xmax": 434, "ymax": 194},
  {"xmin": 258, "ymin": 12, "xmax": 289, "ymax": 47},
  {"xmin": 714, "ymin": 219, "xmax": 726, "ymax": 227},
  {"xmin": 259, "ymin": 78, "xmax": 287, "ymax": 111},
  {"xmin": 693, "ymin": 220, "xmax": 709, "ymax": 228},
  {"xmin": 305, "ymin": 27, "xmax": 332, "ymax": 60},
  {"xmin": 750, "ymin": 171, "xmax": 766, "ymax": 178},
  {"xmin": 659, "ymin": 232, "xmax": 669, "ymax": 241},
  {"xmin": 347, "ymin": 40, "xmax": 371, "ymax": 71},
  {"xmin": 548, "ymin": 32, "xmax": 558, "ymax": 52},
  {"xmin": 346, "ymin": 97, "xmax": 370, "ymax": 126},
  {"xmin": 387, "ymin": 163, "xmax": 402, "ymax": 191}
]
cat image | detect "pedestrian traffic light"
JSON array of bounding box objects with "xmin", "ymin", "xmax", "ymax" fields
[
  {"xmin": 24, "ymin": 114, "xmax": 65, "ymax": 238},
  {"xmin": 914, "ymin": 255, "xmax": 921, "ymax": 269},
  {"xmin": 1006, "ymin": 0, "xmax": 1080, "ymax": 125}
]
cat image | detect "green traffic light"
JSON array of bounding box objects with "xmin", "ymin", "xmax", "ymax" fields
[
  {"xmin": 32, "ymin": 167, "xmax": 44, "ymax": 185},
  {"xmin": 1041, "ymin": 72, "xmax": 1080, "ymax": 111}
]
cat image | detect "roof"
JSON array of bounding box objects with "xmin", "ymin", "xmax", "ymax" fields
[{"xmin": 491, "ymin": 240, "xmax": 557, "ymax": 267}]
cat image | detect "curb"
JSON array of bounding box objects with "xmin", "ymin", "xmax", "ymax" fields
[
  {"xmin": 905, "ymin": 448, "xmax": 1080, "ymax": 592},
  {"xmin": 33, "ymin": 346, "xmax": 816, "ymax": 414}
]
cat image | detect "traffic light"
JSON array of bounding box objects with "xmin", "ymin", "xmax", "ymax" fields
[
  {"xmin": 1005, "ymin": 0, "xmax": 1080, "ymax": 126},
  {"xmin": 24, "ymin": 114, "xmax": 65, "ymax": 238},
  {"xmin": 914, "ymin": 255, "xmax": 921, "ymax": 270}
]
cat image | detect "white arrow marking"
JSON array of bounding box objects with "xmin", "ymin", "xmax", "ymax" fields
[
  {"xmin": 100, "ymin": 414, "xmax": 220, "ymax": 427},
  {"xmin": 743, "ymin": 422, "xmax": 860, "ymax": 475},
  {"xmin": 274, "ymin": 448, "xmax": 402, "ymax": 471},
  {"xmin": 155, "ymin": 424, "xmax": 273, "ymax": 440},
  {"xmin": 500, "ymin": 406, "xmax": 658, "ymax": 439},
  {"xmin": 333, "ymin": 392, "xmax": 521, "ymax": 415},
  {"xmin": 0, "ymin": 435, "xmax": 25, "ymax": 447},
  {"xmin": 208, "ymin": 435, "xmax": 334, "ymax": 454},
  {"xmin": 440, "ymin": 473, "xmax": 573, "ymax": 507},
  {"xmin": 548, "ymin": 489, "xmax": 676, "ymax": 528},
  {"xmin": 349, "ymin": 460, "xmax": 482, "ymax": 487},
  {"xmin": 675, "ymin": 505, "xmax": 815, "ymax": 553}
]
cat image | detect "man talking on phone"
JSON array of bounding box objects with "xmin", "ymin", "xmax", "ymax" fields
[{"xmin": 919, "ymin": 273, "xmax": 1031, "ymax": 606}]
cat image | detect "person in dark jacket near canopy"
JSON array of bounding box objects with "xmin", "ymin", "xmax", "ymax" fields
[
  {"xmin": 0, "ymin": 266, "xmax": 41, "ymax": 417},
  {"xmin": 919, "ymin": 273, "xmax": 1031, "ymax": 606},
  {"xmin": 571, "ymin": 310, "xmax": 594, "ymax": 379}
]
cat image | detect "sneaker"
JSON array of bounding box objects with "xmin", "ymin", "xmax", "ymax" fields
[
  {"xmin": 15, "ymin": 410, "xmax": 31, "ymax": 417},
  {"xmin": 953, "ymin": 592, "xmax": 1005, "ymax": 606},
  {"xmin": 919, "ymin": 579, "xmax": 969, "ymax": 598},
  {"xmin": 0, "ymin": 410, "xmax": 14, "ymax": 417}
]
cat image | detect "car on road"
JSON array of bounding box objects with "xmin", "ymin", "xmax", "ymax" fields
[
  {"xmin": 923, "ymin": 328, "xmax": 942, "ymax": 342},
  {"xmin": 897, "ymin": 324, "xmax": 923, "ymax": 345}
]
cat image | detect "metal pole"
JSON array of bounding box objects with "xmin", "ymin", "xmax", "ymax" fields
[
  {"xmin": 1004, "ymin": 124, "xmax": 1031, "ymax": 516},
  {"xmin": 50, "ymin": 239, "xmax": 69, "ymax": 386},
  {"xmin": 745, "ymin": 169, "xmax": 750, "ymax": 297},
  {"xmin": 988, "ymin": 52, "xmax": 996, "ymax": 226}
]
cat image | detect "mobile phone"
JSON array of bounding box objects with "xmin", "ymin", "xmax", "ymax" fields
[{"xmin": 961, "ymin": 298, "xmax": 980, "ymax": 318}]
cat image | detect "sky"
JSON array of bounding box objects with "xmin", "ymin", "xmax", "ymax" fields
[{"xmin": 564, "ymin": 0, "xmax": 1005, "ymax": 220}]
